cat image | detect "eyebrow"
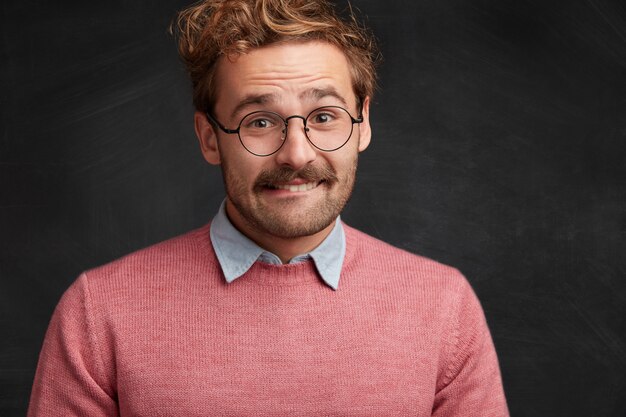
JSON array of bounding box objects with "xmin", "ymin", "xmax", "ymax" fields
[
  {"xmin": 230, "ymin": 93, "xmax": 276, "ymax": 120},
  {"xmin": 299, "ymin": 87, "xmax": 348, "ymax": 107}
]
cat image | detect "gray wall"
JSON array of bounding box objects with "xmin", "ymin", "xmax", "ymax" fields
[{"xmin": 2, "ymin": 1, "xmax": 625, "ymax": 415}]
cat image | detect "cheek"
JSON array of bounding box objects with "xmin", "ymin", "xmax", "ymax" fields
[
  {"xmin": 330, "ymin": 153, "xmax": 358, "ymax": 178},
  {"xmin": 221, "ymin": 152, "xmax": 265, "ymax": 188},
  {"xmin": 216, "ymin": 136, "xmax": 237, "ymax": 161}
]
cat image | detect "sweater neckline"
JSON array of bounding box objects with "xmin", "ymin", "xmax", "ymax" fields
[{"xmin": 193, "ymin": 221, "xmax": 360, "ymax": 289}]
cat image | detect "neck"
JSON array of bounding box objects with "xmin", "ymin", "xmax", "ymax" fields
[{"xmin": 225, "ymin": 200, "xmax": 335, "ymax": 264}]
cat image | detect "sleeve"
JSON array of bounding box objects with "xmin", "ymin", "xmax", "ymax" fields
[
  {"xmin": 27, "ymin": 274, "xmax": 119, "ymax": 417},
  {"xmin": 432, "ymin": 276, "xmax": 510, "ymax": 417}
]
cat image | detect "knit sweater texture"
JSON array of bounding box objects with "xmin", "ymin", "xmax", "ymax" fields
[{"xmin": 28, "ymin": 223, "xmax": 509, "ymax": 416}]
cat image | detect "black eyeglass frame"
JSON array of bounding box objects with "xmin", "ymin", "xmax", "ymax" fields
[{"xmin": 205, "ymin": 105, "xmax": 364, "ymax": 157}]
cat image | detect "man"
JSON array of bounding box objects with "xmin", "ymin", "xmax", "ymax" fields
[{"xmin": 28, "ymin": 0, "xmax": 509, "ymax": 415}]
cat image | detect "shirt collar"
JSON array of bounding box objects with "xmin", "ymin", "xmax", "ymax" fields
[{"xmin": 209, "ymin": 201, "xmax": 345, "ymax": 290}]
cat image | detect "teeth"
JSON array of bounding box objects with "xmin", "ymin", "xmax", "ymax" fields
[{"xmin": 274, "ymin": 182, "xmax": 318, "ymax": 192}]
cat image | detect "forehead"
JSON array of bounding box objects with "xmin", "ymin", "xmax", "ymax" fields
[{"xmin": 213, "ymin": 41, "xmax": 356, "ymax": 113}]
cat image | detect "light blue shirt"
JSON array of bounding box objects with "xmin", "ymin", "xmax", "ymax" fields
[{"xmin": 209, "ymin": 201, "xmax": 346, "ymax": 290}]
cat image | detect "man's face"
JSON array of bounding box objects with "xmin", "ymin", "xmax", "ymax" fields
[{"xmin": 197, "ymin": 41, "xmax": 371, "ymax": 241}]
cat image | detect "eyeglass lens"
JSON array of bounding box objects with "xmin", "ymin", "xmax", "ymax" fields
[{"xmin": 238, "ymin": 106, "xmax": 355, "ymax": 156}]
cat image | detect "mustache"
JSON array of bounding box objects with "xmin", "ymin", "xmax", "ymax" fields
[{"xmin": 255, "ymin": 164, "xmax": 338, "ymax": 188}]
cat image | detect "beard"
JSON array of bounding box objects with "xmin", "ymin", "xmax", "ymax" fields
[{"xmin": 221, "ymin": 158, "xmax": 358, "ymax": 239}]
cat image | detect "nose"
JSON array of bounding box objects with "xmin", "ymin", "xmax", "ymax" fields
[{"xmin": 273, "ymin": 116, "xmax": 317, "ymax": 169}]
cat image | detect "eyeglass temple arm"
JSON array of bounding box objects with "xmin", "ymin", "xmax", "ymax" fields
[
  {"xmin": 352, "ymin": 99, "xmax": 365, "ymax": 123},
  {"xmin": 205, "ymin": 112, "xmax": 239, "ymax": 134}
]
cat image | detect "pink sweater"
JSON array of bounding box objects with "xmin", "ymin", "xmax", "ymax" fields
[{"xmin": 28, "ymin": 223, "xmax": 509, "ymax": 416}]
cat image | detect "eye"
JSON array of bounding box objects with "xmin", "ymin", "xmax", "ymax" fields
[
  {"xmin": 309, "ymin": 111, "xmax": 336, "ymax": 124},
  {"xmin": 249, "ymin": 118, "xmax": 273, "ymax": 129},
  {"xmin": 242, "ymin": 112, "xmax": 282, "ymax": 130}
]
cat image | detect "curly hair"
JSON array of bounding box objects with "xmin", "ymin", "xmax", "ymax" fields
[{"xmin": 171, "ymin": 0, "xmax": 380, "ymax": 112}]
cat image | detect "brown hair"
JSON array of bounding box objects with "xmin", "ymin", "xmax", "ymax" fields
[{"xmin": 171, "ymin": 0, "xmax": 380, "ymax": 112}]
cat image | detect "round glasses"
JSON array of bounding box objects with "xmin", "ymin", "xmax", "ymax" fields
[{"xmin": 206, "ymin": 106, "xmax": 363, "ymax": 156}]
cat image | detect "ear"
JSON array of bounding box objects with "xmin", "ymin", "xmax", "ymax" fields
[
  {"xmin": 357, "ymin": 96, "xmax": 371, "ymax": 152},
  {"xmin": 194, "ymin": 111, "xmax": 221, "ymax": 165}
]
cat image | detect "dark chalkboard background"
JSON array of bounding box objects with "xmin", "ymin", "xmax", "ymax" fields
[{"xmin": 2, "ymin": 1, "xmax": 625, "ymax": 416}]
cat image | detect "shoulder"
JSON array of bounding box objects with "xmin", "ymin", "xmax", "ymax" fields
[
  {"xmin": 342, "ymin": 223, "xmax": 472, "ymax": 297},
  {"xmin": 91, "ymin": 223, "xmax": 212, "ymax": 272},
  {"xmin": 343, "ymin": 223, "xmax": 462, "ymax": 279},
  {"xmin": 79, "ymin": 223, "xmax": 218, "ymax": 293}
]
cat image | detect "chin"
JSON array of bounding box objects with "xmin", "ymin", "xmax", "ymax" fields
[{"xmin": 255, "ymin": 215, "xmax": 336, "ymax": 239}]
